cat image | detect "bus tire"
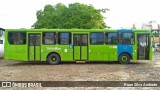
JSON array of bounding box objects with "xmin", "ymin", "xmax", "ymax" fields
[
  {"xmin": 47, "ymin": 53, "xmax": 61, "ymax": 65},
  {"xmin": 118, "ymin": 53, "xmax": 130, "ymax": 64}
]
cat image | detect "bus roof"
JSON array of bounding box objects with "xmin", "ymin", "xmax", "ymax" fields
[{"xmin": 5, "ymin": 29, "xmax": 151, "ymax": 33}]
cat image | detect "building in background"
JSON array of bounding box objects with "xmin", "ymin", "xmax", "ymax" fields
[{"xmin": 152, "ymin": 37, "xmax": 160, "ymax": 52}]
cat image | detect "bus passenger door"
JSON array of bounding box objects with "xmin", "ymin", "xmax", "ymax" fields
[
  {"xmin": 28, "ymin": 34, "xmax": 41, "ymax": 61},
  {"xmin": 73, "ymin": 34, "xmax": 88, "ymax": 60},
  {"xmin": 137, "ymin": 34, "xmax": 150, "ymax": 60}
]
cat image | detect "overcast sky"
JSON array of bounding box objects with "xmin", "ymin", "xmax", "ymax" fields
[{"xmin": 0, "ymin": 0, "xmax": 160, "ymax": 29}]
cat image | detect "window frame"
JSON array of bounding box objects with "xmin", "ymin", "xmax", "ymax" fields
[
  {"xmin": 90, "ymin": 32, "xmax": 104, "ymax": 45},
  {"xmin": 8, "ymin": 32, "xmax": 26, "ymax": 45},
  {"xmin": 73, "ymin": 34, "xmax": 88, "ymax": 46},
  {"xmin": 119, "ymin": 32, "xmax": 135, "ymax": 45},
  {"xmin": 42, "ymin": 32, "xmax": 57, "ymax": 45},
  {"xmin": 58, "ymin": 32, "xmax": 72, "ymax": 45},
  {"xmin": 105, "ymin": 32, "xmax": 118, "ymax": 45}
]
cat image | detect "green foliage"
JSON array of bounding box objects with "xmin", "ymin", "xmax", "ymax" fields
[
  {"xmin": 33, "ymin": 3, "xmax": 109, "ymax": 29},
  {"xmin": 152, "ymin": 33, "xmax": 160, "ymax": 37}
]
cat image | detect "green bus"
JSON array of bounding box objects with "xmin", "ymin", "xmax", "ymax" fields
[{"xmin": 3, "ymin": 29, "xmax": 152, "ymax": 64}]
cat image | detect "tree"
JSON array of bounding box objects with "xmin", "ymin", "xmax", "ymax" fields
[{"xmin": 33, "ymin": 3, "xmax": 109, "ymax": 29}]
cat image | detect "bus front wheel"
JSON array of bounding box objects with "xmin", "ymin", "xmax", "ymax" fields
[
  {"xmin": 118, "ymin": 53, "xmax": 130, "ymax": 64},
  {"xmin": 47, "ymin": 53, "xmax": 61, "ymax": 65}
]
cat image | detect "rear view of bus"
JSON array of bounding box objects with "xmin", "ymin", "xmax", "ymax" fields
[{"xmin": 0, "ymin": 28, "xmax": 4, "ymax": 58}]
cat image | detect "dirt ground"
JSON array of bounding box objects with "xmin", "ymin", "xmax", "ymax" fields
[{"xmin": 0, "ymin": 52, "xmax": 160, "ymax": 90}]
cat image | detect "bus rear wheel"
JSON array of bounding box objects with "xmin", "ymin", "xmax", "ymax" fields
[
  {"xmin": 118, "ymin": 53, "xmax": 130, "ymax": 64},
  {"xmin": 47, "ymin": 53, "xmax": 61, "ymax": 65}
]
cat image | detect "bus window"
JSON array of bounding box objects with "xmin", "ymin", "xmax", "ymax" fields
[
  {"xmin": 43, "ymin": 32, "xmax": 56, "ymax": 44},
  {"xmin": 8, "ymin": 32, "xmax": 26, "ymax": 44},
  {"xmin": 0, "ymin": 30, "xmax": 3, "ymax": 36},
  {"xmin": 138, "ymin": 34, "xmax": 148, "ymax": 47},
  {"xmin": 119, "ymin": 33, "xmax": 134, "ymax": 45},
  {"xmin": 90, "ymin": 32, "xmax": 104, "ymax": 44},
  {"xmin": 0, "ymin": 40, "xmax": 3, "ymax": 44},
  {"xmin": 58, "ymin": 32, "xmax": 71, "ymax": 44},
  {"xmin": 106, "ymin": 33, "xmax": 117, "ymax": 44}
]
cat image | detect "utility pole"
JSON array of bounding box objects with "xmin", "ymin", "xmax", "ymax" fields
[
  {"xmin": 149, "ymin": 21, "xmax": 153, "ymax": 29},
  {"xmin": 132, "ymin": 24, "xmax": 136, "ymax": 29},
  {"xmin": 158, "ymin": 24, "xmax": 160, "ymax": 48}
]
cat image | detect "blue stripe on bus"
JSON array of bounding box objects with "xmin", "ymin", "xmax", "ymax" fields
[{"xmin": 117, "ymin": 29, "xmax": 133, "ymax": 58}]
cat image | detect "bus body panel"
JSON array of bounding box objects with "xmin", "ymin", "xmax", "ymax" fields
[
  {"xmin": 41, "ymin": 45, "xmax": 73, "ymax": 61},
  {"xmin": 89, "ymin": 45, "xmax": 117, "ymax": 61},
  {"xmin": 117, "ymin": 30, "xmax": 133, "ymax": 59},
  {"xmin": 54, "ymin": 45, "xmax": 73, "ymax": 61},
  {"xmin": 118, "ymin": 45, "xmax": 133, "ymax": 57},
  {"xmin": 4, "ymin": 30, "xmax": 27, "ymax": 61},
  {"xmin": 89, "ymin": 45, "xmax": 104, "ymax": 61},
  {"xmin": 5, "ymin": 45, "xmax": 28, "ymax": 61},
  {"xmin": 149, "ymin": 46, "xmax": 152, "ymax": 60},
  {"xmin": 4, "ymin": 29, "xmax": 152, "ymax": 62},
  {"xmin": 132, "ymin": 33, "xmax": 137, "ymax": 60}
]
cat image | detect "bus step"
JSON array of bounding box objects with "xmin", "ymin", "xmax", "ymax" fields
[{"xmin": 76, "ymin": 61, "xmax": 86, "ymax": 64}]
